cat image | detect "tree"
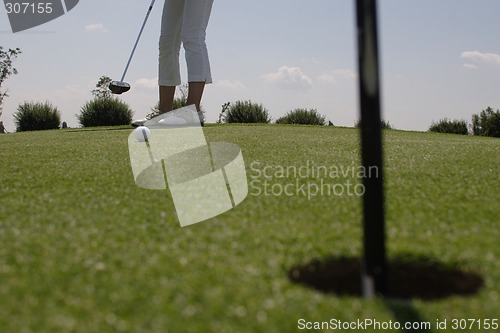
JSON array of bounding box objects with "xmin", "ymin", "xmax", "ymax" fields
[
  {"xmin": 91, "ymin": 75, "xmax": 113, "ymax": 99},
  {"xmin": 471, "ymin": 107, "xmax": 500, "ymax": 138},
  {"xmin": 217, "ymin": 102, "xmax": 230, "ymax": 124},
  {"xmin": 0, "ymin": 47, "xmax": 22, "ymax": 119}
]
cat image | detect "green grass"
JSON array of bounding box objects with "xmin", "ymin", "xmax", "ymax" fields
[{"xmin": 0, "ymin": 125, "xmax": 499, "ymax": 332}]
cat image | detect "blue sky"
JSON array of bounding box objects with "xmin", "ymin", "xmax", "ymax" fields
[{"xmin": 1, "ymin": 0, "xmax": 500, "ymax": 132}]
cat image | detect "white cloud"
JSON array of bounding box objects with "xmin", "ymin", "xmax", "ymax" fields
[
  {"xmin": 301, "ymin": 57, "xmax": 320, "ymax": 65},
  {"xmin": 85, "ymin": 23, "xmax": 107, "ymax": 32},
  {"xmin": 463, "ymin": 63, "xmax": 478, "ymax": 70},
  {"xmin": 215, "ymin": 80, "xmax": 246, "ymax": 92},
  {"xmin": 318, "ymin": 73, "xmax": 336, "ymax": 84},
  {"xmin": 461, "ymin": 51, "xmax": 500, "ymax": 65},
  {"xmin": 262, "ymin": 66, "xmax": 313, "ymax": 90},
  {"xmin": 318, "ymin": 69, "xmax": 357, "ymax": 84},
  {"xmin": 134, "ymin": 77, "xmax": 157, "ymax": 90},
  {"xmin": 333, "ymin": 69, "xmax": 357, "ymax": 79}
]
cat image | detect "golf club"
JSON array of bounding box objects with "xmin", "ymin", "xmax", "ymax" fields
[{"xmin": 109, "ymin": 0, "xmax": 156, "ymax": 94}]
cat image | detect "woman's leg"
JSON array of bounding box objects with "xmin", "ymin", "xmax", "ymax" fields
[
  {"xmin": 159, "ymin": 86, "xmax": 176, "ymax": 113},
  {"xmin": 158, "ymin": 0, "xmax": 185, "ymax": 113},
  {"xmin": 186, "ymin": 82, "xmax": 205, "ymax": 112},
  {"xmin": 182, "ymin": 0, "xmax": 214, "ymax": 111}
]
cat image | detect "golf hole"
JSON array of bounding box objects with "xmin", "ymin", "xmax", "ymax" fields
[{"xmin": 288, "ymin": 256, "xmax": 484, "ymax": 300}]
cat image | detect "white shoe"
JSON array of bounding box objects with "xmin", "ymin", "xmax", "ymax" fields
[
  {"xmin": 156, "ymin": 106, "xmax": 204, "ymax": 127},
  {"xmin": 131, "ymin": 118, "xmax": 147, "ymax": 127},
  {"xmin": 159, "ymin": 116, "xmax": 189, "ymax": 126}
]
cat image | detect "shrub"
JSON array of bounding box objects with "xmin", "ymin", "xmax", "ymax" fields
[
  {"xmin": 222, "ymin": 101, "xmax": 271, "ymax": 124},
  {"xmin": 381, "ymin": 120, "xmax": 393, "ymax": 130},
  {"xmin": 275, "ymin": 108, "xmax": 326, "ymax": 125},
  {"xmin": 429, "ymin": 118, "xmax": 468, "ymax": 135},
  {"xmin": 145, "ymin": 84, "xmax": 203, "ymax": 120},
  {"xmin": 13, "ymin": 101, "xmax": 60, "ymax": 132},
  {"xmin": 471, "ymin": 107, "xmax": 500, "ymax": 138},
  {"xmin": 355, "ymin": 119, "xmax": 394, "ymax": 130},
  {"xmin": 146, "ymin": 98, "xmax": 189, "ymax": 120},
  {"xmin": 78, "ymin": 97, "xmax": 133, "ymax": 127}
]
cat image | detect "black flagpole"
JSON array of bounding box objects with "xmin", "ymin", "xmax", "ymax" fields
[{"xmin": 355, "ymin": 0, "xmax": 387, "ymax": 297}]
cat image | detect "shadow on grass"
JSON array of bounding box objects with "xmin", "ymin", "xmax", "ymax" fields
[
  {"xmin": 385, "ymin": 300, "xmax": 433, "ymax": 332},
  {"xmin": 288, "ymin": 256, "xmax": 483, "ymax": 332},
  {"xmin": 288, "ymin": 256, "xmax": 483, "ymax": 300},
  {"xmin": 65, "ymin": 126, "xmax": 132, "ymax": 133}
]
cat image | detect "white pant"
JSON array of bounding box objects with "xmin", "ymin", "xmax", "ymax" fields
[{"xmin": 158, "ymin": 0, "xmax": 214, "ymax": 86}]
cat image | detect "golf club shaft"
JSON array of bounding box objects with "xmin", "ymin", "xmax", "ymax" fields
[
  {"xmin": 138, "ymin": 127, "xmax": 156, "ymax": 164},
  {"xmin": 120, "ymin": 0, "xmax": 156, "ymax": 82}
]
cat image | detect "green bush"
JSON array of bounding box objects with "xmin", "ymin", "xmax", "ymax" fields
[
  {"xmin": 429, "ymin": 118, "xmax": 468, "ymax": 135},
  {"xmin": 13, "ymin": 101, "xmax": 60, "ymax": 132},
  {"xmin": 471, "ymin": 107, "xmax": 500, "ymax": 138},
  {"xmin": 78, "ymin": 97, "xmax": 133, "ymax": 127},
  {"xmin": 275, "ymin": 108, "xmax": 326, "ymax": 125},
  {"xmin": 146, "ymin": 98, "xmax": 188, "ymax": 120},
  {"xmin": 355, "ymin": 119, "xmax": 394, "ymax": 130},
  {"xmin": 145, "ymin": 84, "xmax": 206, "ymax": 120},
  {"xmin": 222, "ymin": 101, "xmax": 271, "ymax": 124}
]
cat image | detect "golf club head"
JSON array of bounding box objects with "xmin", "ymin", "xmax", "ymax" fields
[{"xmin": 109, "ymin": 81, "xmax": 131, "ymax": 94}]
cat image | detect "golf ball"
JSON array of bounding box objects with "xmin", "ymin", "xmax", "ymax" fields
[{"xmin": 135, "ymin": 126, "xmax": 151, "ymax": 142}]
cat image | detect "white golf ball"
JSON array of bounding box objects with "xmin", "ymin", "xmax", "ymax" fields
[{"xmin": 135, "ymin": 126, "xmax": 151, "ymax": 142}]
